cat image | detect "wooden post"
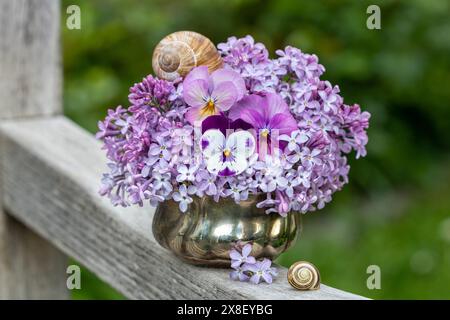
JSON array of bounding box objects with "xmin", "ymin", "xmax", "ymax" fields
[{"xmin": 0, "ymin": 0, "xmax": 68, "ymax": 299}]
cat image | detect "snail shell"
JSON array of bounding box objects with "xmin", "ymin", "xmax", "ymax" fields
[
  {"xmin": 152, "ymin": 31, "xmax": 223, "ymax": 81},
  {"xmin": 287, "ymin": 261, "xmax": 320, "ymax": 290}
]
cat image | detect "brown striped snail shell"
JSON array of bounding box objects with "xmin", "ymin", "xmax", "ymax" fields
[
  {"xmin": 287, "ymin": 261, "xmax": 320, "ymax": 290},
  {"xmin": 152, "ymin": 31, "xmax": 223, "ymax": 81}
]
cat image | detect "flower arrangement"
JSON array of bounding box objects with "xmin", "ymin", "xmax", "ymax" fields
[{"xmin": 97, "ymin": 33, "xmax": 370, "ymax": 217}]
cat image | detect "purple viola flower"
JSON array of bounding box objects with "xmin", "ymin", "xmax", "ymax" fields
[
  {"xmin": 230, "ymin": 243, "xmax": 256, "ymax": 269},
  {"xmin": 229, "ymin": 93, "xmax": 297, "ymax": 152},
  {"xmin": 200, "ymin": 129, "xmax": 256, "ymax": 177},
  {"xmin": 172, "ymin": 184, "xmax": 193, "ymax": 213},
  {"xmin": 245, "ymin": 258, "xmax": 277, "ymax": 284},
  {"xmin": 201, "ymin": 114, "xmax": 252, "ymax": 135},
  {"xmin": 183, "ymin": 66, "xmax": 246, "ymax": 125}
]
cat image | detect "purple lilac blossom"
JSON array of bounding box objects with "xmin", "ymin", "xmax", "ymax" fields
[
  {"xmin": 172, "ymin": 184, "xmax": 193, "ymax": 212},
  {"xmin": 245, "ymin": 258, "xmax": 278, "ymax": 284},
  {"xmin": 230, "ymin": 243, "xmax": 256, "ymax": 268},
  {"xmin": 129, "ymin": 74, "xmax": 175, "ymax": 112},
  {"xmin": 228, "ymin": 242, "xmax": 277, "ymax": 284},
  {"xmin": 97, "ymin": 36, "xmax": 370, "ymax": 216}
]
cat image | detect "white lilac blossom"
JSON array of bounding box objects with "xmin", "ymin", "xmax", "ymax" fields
[{"xmin": 97, "ymin": 36, "xmax": 370, "ymax": 216}]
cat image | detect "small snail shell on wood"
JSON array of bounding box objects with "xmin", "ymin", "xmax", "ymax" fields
[
  {"xmin": 152, "ymin": 31, "xmax": 223, "ymax": 81},
  {"xmin": 287, "ymin": 261, "xmax": 320, "ymax": 290}
]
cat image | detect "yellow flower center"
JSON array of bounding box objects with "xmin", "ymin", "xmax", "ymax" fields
[
  {"xmin": 200, "ymin": 99, "xmax": 216, "ymax": 118},
  {"xmin": 223, "ymin": 149, "xmax": 231, "ymax": 157},
  {"xmin": 260, "ymin": 129, "xmax": 269, "ymax": 138}
]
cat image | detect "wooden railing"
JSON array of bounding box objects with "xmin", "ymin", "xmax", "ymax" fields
[{"xmin": 0, "ymin": 0, "xmax": 366, "ymax": 300}]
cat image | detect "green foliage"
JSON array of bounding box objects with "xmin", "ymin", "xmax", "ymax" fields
[
  {"xmin": 62, "ymin": 0, "xmax": 450, "ymax": 299},
  {"xmin": 70, "ymin": 261, "xmax": 124, "ymax": 300}
]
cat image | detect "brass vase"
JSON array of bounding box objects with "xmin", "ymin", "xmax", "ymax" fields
[{"xmin": 152, "ymin": 195, "xmax": 301, "ymax": 267}]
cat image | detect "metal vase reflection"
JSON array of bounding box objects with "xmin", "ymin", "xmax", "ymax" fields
[{"xmin": 152, "ymin": 195, "xmax": 301, "ymax": 267}]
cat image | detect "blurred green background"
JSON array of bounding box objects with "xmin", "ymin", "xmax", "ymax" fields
[{"xmin": 62, "ymin": 0, "xmax": 450, "ymax": 299}]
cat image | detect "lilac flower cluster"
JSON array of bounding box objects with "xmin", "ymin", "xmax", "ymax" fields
[
  {"xmin": 97, "ymin": 36, "xmax": 370, "ymax": 216},
  {"xmin": 217, "ymin": 36, "xmax": 370, "ymax": 214},
  {"xmin": 229, "ymin": 243, "xmax": 278, "ymax": 284}
]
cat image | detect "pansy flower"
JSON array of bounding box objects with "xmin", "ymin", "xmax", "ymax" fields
[
  {"xmin": 200, "ymin": 129, "xmax": 255, "ymax": 177},
  {"xmin": 183, "ymin": 66, "xmax": 246, "ymax": 125},
  {"xmin": 201, "ymin": 114, "xmax": 252, "ymax": 135},
  {"xmin": 229, "ymin": 93, "xmax": 297, "ymax": 153}
]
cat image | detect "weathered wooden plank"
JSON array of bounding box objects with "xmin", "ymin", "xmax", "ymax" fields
[
  {"xmin": 0, "ymin": 0, "xmax": 68, "ymax": 299},
  {"xmin": 0, "ymin": 116, "xmax": 366, "ymax": 299},
  {"xmin": 0, "ymin": 0, "xmax": 61, "ymax": 119},
  {"xmin": 0, "ymin": 213, "xmax": 68, "ymax": 299}
]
